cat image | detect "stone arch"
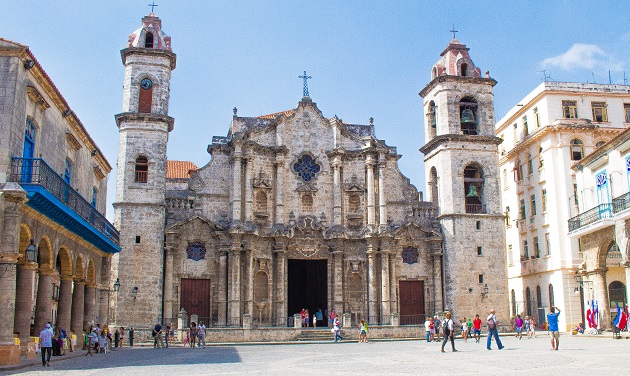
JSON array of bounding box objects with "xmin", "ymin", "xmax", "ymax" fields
[
  {"xmin": 459, "ymin": 95, "xmax": 479, "ymax": 135},
  {"xmin": 597, "ymin": 240, "xmax": 618, "ymax": 269},
  {"xmin": 56, "ymin": 247, "xmax": 73, "ymax": 278},
  {"xmin": 463, "ymin": 162, "xmax": 485, "ymax": 214},
  {"xmin": 37, "ymin": 236, "xmax": 54, "ymax": 271},
  {"xmin": 431, "ymin": 66, "xmax": 438, "ymax": 80},
  {"xmin": 86, "ymin": 258, "xmax": 97, "ymax": 286},
  {"xmin": 75, "ymin": 253, "xmax": 86, "ymax": 281},
  {"xmin": 254, "ymin": 271, "xmax": 270, "ymax": 323},
  {"xmin": 19, "ymin": 224, "xmax": 32, "ymax": 260}
]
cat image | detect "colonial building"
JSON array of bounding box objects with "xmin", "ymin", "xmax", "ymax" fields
[
  {"xmin": 0, "ymin": 39, "xmax": 119, "ymax": 364},
  {"xmin": 496, "ymin": 81, "xmax": 630, "ymax": 331},
  {"xmin": 569, "ymin": 126, "xmax": 630, "ymax": 330},
  {"xmin": 112, "ymin": 14, "xmax": 508, "ymax": 333}
]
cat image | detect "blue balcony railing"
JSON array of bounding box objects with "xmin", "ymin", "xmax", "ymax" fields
[
  {"xmin": 568, "ymin": 203, "xmax": 612, "ymax": 232},
  {"xmin": 10, "ymin": 158, "xmax": 119, "ymax": 250}
]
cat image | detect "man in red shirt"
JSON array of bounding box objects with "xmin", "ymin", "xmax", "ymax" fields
[{"xmin": 472, "ymin": 314, "xmax": 482, "ymax": 343}]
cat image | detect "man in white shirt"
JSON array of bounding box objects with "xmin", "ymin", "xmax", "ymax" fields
[
  {"xmin": 39, "ymin": 323, "xmax": 53, "ymax": 367},
  {"xmin": 486, "ymin": 309, "xmax": 504, "ymax": 350}
]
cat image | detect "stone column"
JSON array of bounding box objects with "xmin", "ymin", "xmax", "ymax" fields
[
  {"xmin": 244, "ymin": 155, "xmax": 254, "ymax": 222},
  {"xmin": 365, "ymin": 156, "xmax": 376, "ymax": 228},
  {"xmin": 163, "ymin": 243, "xmax": 175, "ymax": 321},
  {"xmin": 431, "ymin": 251, "xmax": 444, "ymax": 314},
  {"xmin": 332, "ymin": 161, "xmax": 342, "ymax": 226},
  {"xmin": 591, "ymin": 269, "xmax": 610, "ymax": 330},
  {"xmin": 71, "ymin": 280, "xmax": 85, "ymax": 333},
  {"xmin": 380, "ymin": 251, "xmax": 391, "ymax": 321},
  {"xmin": 389, "ymin": 252, "xmax": 397, "ymax": 314},
  {"xmin": 624, "ymin": 262, "xmax": 630, "ymax": 308},
  {"xmin": 367, "ymin": 241, "xmax": 378, "ymax": 324},
  {"xmin": 378, "ymin": 157, "xmax": 387, "ymax": 228},
  {"xmin": 228, "ymin": 238, "xmax": 242, "ymax": 326},
  {"xmin": 274, "ymin": 156, "xmax": 285, "ymax": 224},
  {"xmin": 57, "ymin": 276, "xmax": 73, "ymax": 331},
  {"xmin": 83, "ymin": 284, "xmax": 97, "ymax": 330},
  {"xmin": 34, "ymin": 270, "xmax": 55, "ymax": 332},
  {"xmin": 244, "ymin": 248, "xmax": 254, "ymax": 316},
  {"xmin": 332, "ymin": 250, "xmax": 344, "ymax": 314},
  {"xmin": 14, "ymin": 262, "xmax": 37, "ymax": 342},
  {"xmin": 273, "ymin": 241, "xmax": 287, "ymax": 326},
  {"xmin": 218, "ymin": 246, "xmax": 228, "ymax": 326},
  {"xmin": 231, "ymin": 147, "xmax": 243, "ymax": 222}
]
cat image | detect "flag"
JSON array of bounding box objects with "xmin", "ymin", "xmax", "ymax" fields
[
  {"xmin": 620, "ymin": 305, "xmax": 629, "ymax": 331},
  {"xmin": 587, "ymin": 300, "xmax": 594, "ymax": 328},
  {"xmin": 614, "ymin": 303, "xmax": 621, "ymax": 328},
  {"xmin": 594, "ymin": 300, "xmax": 599, "ymax": 328}
]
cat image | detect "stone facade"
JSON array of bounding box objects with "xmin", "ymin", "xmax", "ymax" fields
[
  {"xmin": 420, "ymin": 39, "xmax": 508, "ymax": 320},
  {"xmin": 0, "ymin": 38, "xmax": 118, "ymax": 364},
  {"xmin": 112, "ymin": 17, "xmax": 509, "ymax": 335}
]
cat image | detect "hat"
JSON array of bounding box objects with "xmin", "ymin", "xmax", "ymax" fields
[{"xmin": 45, "ymin": 324, "xmax": 51, "ymax": 328}]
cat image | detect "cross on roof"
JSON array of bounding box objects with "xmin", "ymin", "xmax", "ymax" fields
[
  {"xmin": 450, "ymin": 24, "xmax": 458, "ymax": 39},
  {"xmin": 299, "ymin": 71, "xmax": 312, "ymax": 97},
  {"xmin": 148, "ymin": 1, "xmax": 158, "ymax": 13}
]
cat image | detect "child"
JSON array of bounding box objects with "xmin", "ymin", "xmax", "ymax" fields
[
  {"xmin": 165, "ymin": 325, "xmax": 170, "ymax": 348},
  {"xmin": 184, "ymin": 330, "xmax": 191, "ymax": 347}
]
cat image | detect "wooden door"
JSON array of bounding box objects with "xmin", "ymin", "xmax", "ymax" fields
[
  {"xmin": 399, "ymin": 280, "xmax": 425, "ymax": 325},
  {"xmin": 180, "ymin": 278, "xmax": 211, "ymax": 322}
]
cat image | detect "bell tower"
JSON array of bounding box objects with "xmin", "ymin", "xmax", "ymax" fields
[
  {"xmin": 112, "ymin": 12, "xmax": 176, "ymax": 327},
  {"xmin": 420, "ymin": 38, "xmax": 508, "ymax": 320}
]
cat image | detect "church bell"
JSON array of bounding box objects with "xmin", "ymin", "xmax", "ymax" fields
[
  {"xmin": 460, "ymin": 108, "xmax": 476, "ymax": 126},
  {"xmin": 466, "ymin": 185, "xmax": 480, "ymax": 198}
]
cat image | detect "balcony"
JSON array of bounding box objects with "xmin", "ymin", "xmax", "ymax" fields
[
  {"xmin": 567, "ymin": 203, "xmax": 613, "ymax": 236},
  {"xmin": 465, "ymin": 204, "xmax": 487, "ymax": 214},
  {"xmin": 613, "ymin": 192, "xmax": 630, "ymax": 214},
  {"xmin": 10, "ymin": 158, "xmax": 120, "ymax": 254}
]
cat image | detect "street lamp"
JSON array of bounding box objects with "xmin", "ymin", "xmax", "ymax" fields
[
  {"xmin": 26, "ymin": 238, "xmax": 38, "ymax": 263},
  {"xmin": 132, "ymin": 286, "xmax": 138, "ymax": 300},
  {"xmin": 574, "ymin": 270, "xmax": 593, "ymax": 328},
  {"xmin": 113, "ymin": 278, "xmax": 121, "ymax": 293}
]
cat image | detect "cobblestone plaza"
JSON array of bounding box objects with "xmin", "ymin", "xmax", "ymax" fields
[{"xmin": 4, "ymin": 335, "xmax": 628, "ymax": 375}]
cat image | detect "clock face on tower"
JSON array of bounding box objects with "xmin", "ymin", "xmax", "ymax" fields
[{"xmin": 140, "ymin": 78, "xmax": 153, "ymax": 90}]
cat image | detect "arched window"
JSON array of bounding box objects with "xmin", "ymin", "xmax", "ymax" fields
[
  {"xmin": 527, "ymin": 154, "xmax": 533, "ymax": 175},
  {"xmin": 536, "ymin": 285, "xmax": 542, "ymax": 308},
  {"xmin": 432, "ymin": 67, "xmax": 438, "ymax": 80},
  {"xmin": 428, "ymin": 101, "xmax": 437, "ymax": 129},
  {"xmin": 526, "ymin": 287, "xmax": 532, "ymax": 316},
  {"xmin": 460, "ymin": 97, "xmax": 478, "ymax": 135},
  {"xmin": 511, "ymin": 289, "xmax": 517, "ymax": 317},
  {"xmin": 255, "ymin": 191, "xmax": 267, "ymax": 213},
  {"xmin": 139, "ymin": 78, "xmax": 153, "ymax": 113},
  {"xmin": 609, "ymin": 281, "xmax": 627, "ymax": 322},
  {"xmin": 145, "ymin": 32, "xmax": 154, "ymax": 48},
  {"xmin": 302, "ymin": 193, "xmax": 313, "ymax": 212},
  {"xmin": 464, "ymin": 164, "xmax": 485, "ymax": 213},
  {"xmin": 460, "ymin": 63, "xmax": 468, "ymax": 77},
  {"xmin": 430, "ymin": 167, "xmax": 439, "ymax": 206},
  {"xmin": 548, "ymin": 284, "xmax": 555, "ymax": 307},
  {"xmin": 570, "ymin": 139, "xmax": 584, "ymax": 161},
  {"xmin": 134, "ymin": 156, "xmax": 148, "ymax": 183}
]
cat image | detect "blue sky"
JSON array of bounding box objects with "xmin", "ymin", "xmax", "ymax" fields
[{"xmin": 2, "ymin": 1, "xmax": 629, "ymax": 220}]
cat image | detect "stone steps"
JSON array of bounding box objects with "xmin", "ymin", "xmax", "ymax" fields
[{"xmin": 298, "ymin": 329, "xmax": 337, "ymax": 341}]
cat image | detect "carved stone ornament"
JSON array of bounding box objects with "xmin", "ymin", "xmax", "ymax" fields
[
  {"xmin": 402, "ymin": 247, "xmax": 419, "ymax": 264},
  {"xmin": 404, "ymin": 185, "xmax": 418, "ymax": 201},
  {"xmin": 186, "ymin": 242, "xmax": 207, "ymax": 261},
  {"xmin": 188, "ymin": 175, "xmax": 204, "ymax": 191},
  {"xmin": 299, "ymin": 245, "xmax": 318, "ymax": 258}
]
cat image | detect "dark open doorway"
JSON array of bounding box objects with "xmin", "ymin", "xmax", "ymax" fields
[{"xmin": 288, "ymin": 259, "xmax": 328, "ymax": 327}]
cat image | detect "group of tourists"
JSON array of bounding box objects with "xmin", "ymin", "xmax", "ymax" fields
[
  {"xmin": 182, "ymin": 321, "xmax": 206, "ymax": 348},
  {"xmin": 513, "ymin": 314, "xmax": 537, "ymax": 339},
  {"xmin": 85, "ymin": 324, "xmax": 125, "ymax": 355}
]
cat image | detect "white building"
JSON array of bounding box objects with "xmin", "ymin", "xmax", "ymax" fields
[
  {"xmin": 496, "ymin": 81, "xmax": 630, "ymax": 331},
  {"xmin": 569, "ymin": 126, "xmax": 630, "ymax": 330}
]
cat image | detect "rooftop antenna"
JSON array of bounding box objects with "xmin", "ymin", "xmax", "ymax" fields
[
  {"xmin": 609, "ymin": 69, "xmax": 612, "ymax": 84},
  {"xmin": 624, "ymin": 71, "xmax": 628, "ymax": 85},
  {"xmin": 591, "ymin": 72, "xmax": 596, "ymax": 84},
  {"xmin": 539, "ymin": 70, "xmax": 551, "ymax": 82}
]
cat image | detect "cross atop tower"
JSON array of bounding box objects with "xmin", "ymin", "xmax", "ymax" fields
[
  {"xmin": 450, "ymin": 24, "xmax": 458, "ymax": 39},
  {"xmin": 148, "ymin": 1, "xmax": 158, "ymax": 13},
  {"xmin": 299, "ymin": 71, "xmax": 312, "ymax": 97}
]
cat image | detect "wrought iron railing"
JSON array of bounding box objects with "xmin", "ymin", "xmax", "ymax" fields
[
  {"xmin": 465, "ymin": 204, "xmax": 487, "ymax": 214},
  {"xmin": 612, "ymin": 192, "xmax": 630, "ymax": 214},
  {"xmin": 10, "ymin": 157, "xmax": 119, "ymax": 245},
  {"xmin": 568, "ymin": 203, "xmax": 612, "ymax": 232}
]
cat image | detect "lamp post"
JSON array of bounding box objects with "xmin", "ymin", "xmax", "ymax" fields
[
  {"xmin": 574, "ymin": 271, "xmax": 593, "ymax": 328},
  {"xmin": 102, "ymin": 278, "xmax": 122, "ymax": 325}
]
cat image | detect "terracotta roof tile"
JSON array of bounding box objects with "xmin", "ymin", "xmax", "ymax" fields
[
  {"xmin": 258, "ymin": 110, "xmax": 294, "ymax": 119},
  {"xmin": 166, "ymin": 160, "xmax": 198, "ymax": 179}
]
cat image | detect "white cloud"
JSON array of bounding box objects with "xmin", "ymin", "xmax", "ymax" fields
[{"xmin": 541, "ymin": 43, "xmax": 622, "ymax": 71}]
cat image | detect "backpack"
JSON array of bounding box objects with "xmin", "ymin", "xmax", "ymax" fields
[
  {"xmin": 442, "ymin": 319, "xmax": 451, "ymax": 335},
  {"xmin": 487, "ymin": 318, "xmax": 496, "ymax": 330}
]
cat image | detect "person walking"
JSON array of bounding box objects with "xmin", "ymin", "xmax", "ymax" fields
[
  {"xmin": 528, "ymin": 316, "xmax": 537, "ymax": 338},
  {"xmin": 548, "ymin": 306, "xmax": 561, "ymax": 350},
  {"xmin": 461, "ymin": 317, "xmax": 468, "ymax": 342},
  {"xmin": 472, "ymin": 314, "xmax": 482, "ymax": 343},
  {"xmin": 313, "ymin": 312, "xmax": 317, "ymax": 329},
  {"xmin": 333, "ymin": 317, "xmax": 343, "ymax": 342},
  {"xmin": 359, "ymin": 319, "xmax": 369, "ymax": 343},
  {"xmin": 118, "ymin": 327, "xmax": 125, "ymax": 349},
  {"xmin": 165, "ymin": 325, "xmax": 170, "ymax": 348},
  {"xmin": 198, "ymin": 321, "xmax": 206, "ymax": 348},
  {"xmin": 189, "ymin": 322, "xmax": 198, "ymax": 348},
  {"xmin": 329, "ymin": 309, "xmax": 336, "ymax": 327},
  {"xmin": 39, "ymin": 323, "xmax": 53, "ymax": 367},
  {"xmin": 486, "ymin": 309, "xmax": 504, "ymax": 350},
  {"xmin": 440, "ymin": 312, "xmax": 457, "ymax": 352},
  {"xmin": 514, "ymin": 314, "xmax": 524, "ymax": 339}
]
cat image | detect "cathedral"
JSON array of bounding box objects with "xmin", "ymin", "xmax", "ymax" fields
[{"xmin": 111, "ymin": 13, "xmax": 508, "ymax": 334}]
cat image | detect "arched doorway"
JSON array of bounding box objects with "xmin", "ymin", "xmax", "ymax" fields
[{"xmin": 609, "ymin": 281, "xmax": 626, "ymax": 323}]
